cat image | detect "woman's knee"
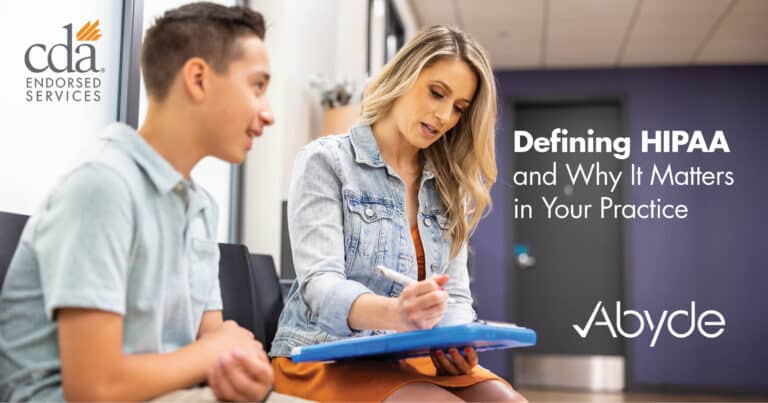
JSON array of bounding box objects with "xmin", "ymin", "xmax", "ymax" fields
[
  {"xmin": 384, "ymin": 382, "xmax": 464, "ymax": 402},
  {"xmin": 453, "ymin": 380, "xmax": 528, "ymax": 402}
]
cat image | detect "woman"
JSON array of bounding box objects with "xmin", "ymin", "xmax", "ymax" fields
[{"xmin": 270, "ymin": 25, "xmax": 526, "ymax": 402}]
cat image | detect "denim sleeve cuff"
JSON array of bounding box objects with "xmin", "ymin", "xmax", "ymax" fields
[
  {"xmin": 316, "ymin": 279, "xmax": 373, "ymax": 337},
  {"xmin": 439, "ymin": 302, "xmax": 477, "ymax": 327}
]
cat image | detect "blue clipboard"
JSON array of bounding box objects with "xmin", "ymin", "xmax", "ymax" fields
[{"xmin": 290, "ymin": 321, "xmax": 536, "ymax": 363}]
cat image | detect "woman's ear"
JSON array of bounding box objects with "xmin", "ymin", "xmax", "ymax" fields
[{"xmin": 180, "ymin": 57, "xmax": 209, "ymax": 102}]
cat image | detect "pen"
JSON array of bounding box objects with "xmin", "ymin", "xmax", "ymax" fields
[
  {"xmin": 377, "ymin": 265, "xmax": 456, "ymax": 304},
  {"xmin": 376, "ymin": 265, "xmax": 416, "ymax": 286}
]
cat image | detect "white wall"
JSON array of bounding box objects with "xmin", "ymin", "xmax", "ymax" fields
[
  {"xmin": 0, "ymin": 1, "xmax": 123, "ymax": 215},
  {"xmin": 242, "ymin": 0, "xmax": 369, "ymax": 273}
]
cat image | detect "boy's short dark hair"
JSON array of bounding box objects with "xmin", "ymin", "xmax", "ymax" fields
[{"xmin": 141, "ymin": 2, "xmax": 266, "ymax": 100}]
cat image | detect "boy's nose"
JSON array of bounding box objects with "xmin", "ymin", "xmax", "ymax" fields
[{"xmin": 260, "ymin": 109, "xmax": 275, "ymax": 126}]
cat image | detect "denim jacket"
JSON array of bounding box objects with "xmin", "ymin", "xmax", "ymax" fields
[{"xmin": 269, "ymin": 125, "xmax": 476, "ymax": 357}]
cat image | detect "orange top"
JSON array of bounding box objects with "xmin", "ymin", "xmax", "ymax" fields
[{"xmin": 411, "ymin": 224, "xmax": 426, "ymax": 281}]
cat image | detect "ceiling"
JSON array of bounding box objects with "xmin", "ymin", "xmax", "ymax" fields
[{"xmin": 408, "ymin": 0, "xmax": 768, "ymax": 69}]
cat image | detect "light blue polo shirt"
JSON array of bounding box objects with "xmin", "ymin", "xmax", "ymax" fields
[{"xmin": 0, "ymin": 123, "xmax": 222, "ymax": 402}]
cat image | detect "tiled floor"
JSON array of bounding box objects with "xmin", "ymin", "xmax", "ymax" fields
[{"xmin": 518, "ymin": 388, "xmax": 768, "ymax": 402}]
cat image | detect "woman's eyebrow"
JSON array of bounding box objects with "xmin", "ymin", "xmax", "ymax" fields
[
  {"xmin": 432, "ymin": 80, "xmax": 471, "ymax": 104},
  {"xmin": 431, "ymin": 80, "xmax": 451, "ymax": 93}
]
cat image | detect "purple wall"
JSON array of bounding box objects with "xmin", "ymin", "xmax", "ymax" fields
[{"xmin": 471, "ymin": 65, "xmax": 768, "ymax": 391}]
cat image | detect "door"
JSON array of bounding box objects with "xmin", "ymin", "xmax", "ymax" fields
[{"xmin": 509, "ymin": 100, "xmax": 625, "ymax": 391}]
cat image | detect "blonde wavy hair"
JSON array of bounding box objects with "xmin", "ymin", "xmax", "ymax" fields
[{"xmin": 360, "ymin": 25, "xmax": 498, "ymax": 258}]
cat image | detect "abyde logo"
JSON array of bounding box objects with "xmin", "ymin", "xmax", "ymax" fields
[
  {"xmin": 24, "ymin": 20, "xmax": 104, "ymax": 103},
  {"xmin": 573, "ymin": 301, "xmax": 725, "ymax": 347}
]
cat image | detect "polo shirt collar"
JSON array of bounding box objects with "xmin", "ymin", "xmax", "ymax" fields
[{"xmin": 102, "ymin": 122, "xmax": 185, "ymax": 194}]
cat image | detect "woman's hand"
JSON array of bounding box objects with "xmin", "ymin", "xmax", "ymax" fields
[
  {"xmin": 431, "ymin": 346, "xmax": 478, "ymax": 376},
  {"xmin": 395, "ymin": 274, "xmax": 450, "ymax": 331}
]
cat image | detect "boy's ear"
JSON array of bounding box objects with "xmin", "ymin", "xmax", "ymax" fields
[{"xmin": 180, "ymin": 57, "xmax": 209, "ymax": 102}]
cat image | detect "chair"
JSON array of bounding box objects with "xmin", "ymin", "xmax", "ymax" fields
[
  {"xmin": 247, "ymin": 254, "xmax": 285, "ymax": 354},
  {"xmin": 217, "ymin": 243, "xmax": 267, "ymax": 345},
  {"xmin": 0, "ymin": 211, "xmax": 30, "ymax": 291},
  {"xmin": 279, "ymin": 279, "xmax": 294, "ymax": 304}
]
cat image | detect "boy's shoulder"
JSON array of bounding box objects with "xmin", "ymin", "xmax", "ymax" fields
[
  {"xmin": 90, "ymin": 123, "xmax": 155, "ymax": 187},
  {"xmin": 49, "ymin": 160, "xmax": 132, "ymax": 207},
  {"xmin": 48, "ymin": 129, "xmax": 146, "ymax": 209}
]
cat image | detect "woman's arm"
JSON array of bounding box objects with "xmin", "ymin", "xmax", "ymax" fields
[
  {"xmin": 438, "ymin": 244, "xmax": 477, "ymax": 326},
  {"xmin": 288, "ymin": 139, "xmax": 460, "ymax": 336},
  {"xmin": 289, "ymin": 140, "xmax": 454, "ymax": 334},
  {"xmin": 288, "ymin": 141, "xmax": 375, "ymax": 336},
  {"xmin": 429, "ymin": 245, "xmax": 481, "ymax": 375},
  {"xmin": 348, "ymin": 274, "xmax": 450, "ymax": 332}
]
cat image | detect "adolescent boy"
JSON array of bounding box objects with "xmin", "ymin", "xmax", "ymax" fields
[{"xmin": 0, "ymin": 2, "xmax": 295, "ymax": 401}]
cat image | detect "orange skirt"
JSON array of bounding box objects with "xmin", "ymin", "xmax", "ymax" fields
[{"xmin": 272, "ymin": 356, "xmax": 507, "ymax": 402}]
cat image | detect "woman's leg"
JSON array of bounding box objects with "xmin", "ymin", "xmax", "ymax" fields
[
  {"xmin": 450, "ymin": 380, "xmax": 528, "ymax": 402},
  {"xmin": 384, "ymin": 382, "xmax": 464, "ymax": 402}
]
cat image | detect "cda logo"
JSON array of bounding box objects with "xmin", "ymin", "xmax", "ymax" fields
[
  {"xmin": 24, "ymin": 20, "xmax": 104, "ymax": 103},
  {"xmin": 573, "ymin": 300, "xmax": 725, "ymax": 347},
  {"xmin": 25, "ymin": 20, "xmax": 103, "ymax": 73}
]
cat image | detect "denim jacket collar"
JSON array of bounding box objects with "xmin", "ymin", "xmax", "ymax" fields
[{"xmin": 349, "ymin": 124, "xmax": 435, "ymax": 181}]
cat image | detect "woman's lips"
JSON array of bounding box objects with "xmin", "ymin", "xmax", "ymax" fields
[{"xmin": 420, "ymin": 122, "xmax": 439, "ymax": 137}]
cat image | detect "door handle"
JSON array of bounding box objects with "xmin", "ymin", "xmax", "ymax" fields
[{"xmin": 514, "ymin": 244, "xmax": 536, "ymax": 269}]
